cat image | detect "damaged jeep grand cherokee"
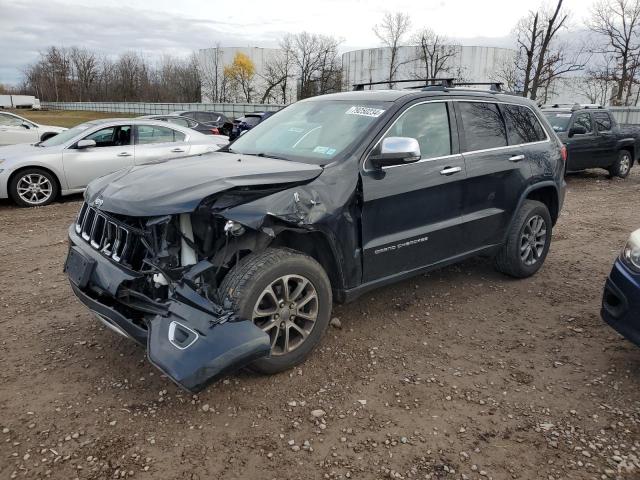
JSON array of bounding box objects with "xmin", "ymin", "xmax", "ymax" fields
[{"xmin": 65, "ymin": 87, "xmax": 566, "ymax": 392}]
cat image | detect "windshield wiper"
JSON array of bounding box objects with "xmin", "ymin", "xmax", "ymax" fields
[{"xmin": 254, "ymin": 152, "xmax": 288, "ymax": 161}]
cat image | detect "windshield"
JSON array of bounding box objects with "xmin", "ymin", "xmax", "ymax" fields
[
  {"xmin": 229, "ymin": 100, "xmax": 391, "ymax": 164},
  {"xmin": 39, "ymin": 123, "xmax": 92, "ymax": 146},
  {"xmin": 543, "ymin": 112, "xmax": 572, "ymax": 132}
]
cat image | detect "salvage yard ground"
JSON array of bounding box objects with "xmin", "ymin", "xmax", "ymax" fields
[{"xmin": 1, "ymin": 170, "xmax": 639, "ymax": 480}]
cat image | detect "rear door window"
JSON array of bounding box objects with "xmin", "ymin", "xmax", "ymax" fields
[
  {"xmin": 502, "ymin": 104, "xmax": 547, "ymax": 144},
  {"xmin": 458, "ymin": 102, "xmax": 508, "ymax": 151},
  {"xmin": 136, "ymin": 125, "xmax": 185, "ymax": 144},
  {"xmin": 593, "ymin": 112, "xmax": 612, "ymax": 132}
]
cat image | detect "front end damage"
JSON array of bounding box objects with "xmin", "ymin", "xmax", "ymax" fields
[
  {"xmin": 65, "ymin": 153, "xmax": 360, "ymax": 391},
  {"xmin": 64, "ymin": 197, "xmax": 282, "ymax": 392}
]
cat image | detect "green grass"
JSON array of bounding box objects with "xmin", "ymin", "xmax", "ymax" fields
[{"xmin": 6, "ymin": 109, "xmax": 135, "ymax": 128}]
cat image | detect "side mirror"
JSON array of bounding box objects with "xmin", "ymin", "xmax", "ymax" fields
[
  {"xmin": 21, "ymin": 122, "xmax": 31, "ymax": 129},
  {"xmin": 369, "ymin": 137, "xmax": 421, "ymax": 168},
  {"xmin": 568, "ymin": 125, "xmax": 587, "ymax": 137},
  {"xmin": 77, "ymin": 139, "xmax": 96, "ymax": 149}
]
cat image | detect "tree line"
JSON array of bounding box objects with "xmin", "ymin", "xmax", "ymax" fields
[{"xmin": 11, "ymin": 0, "xmax": 640, "ymax": 106}]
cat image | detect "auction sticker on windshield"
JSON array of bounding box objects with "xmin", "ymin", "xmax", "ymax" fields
[{"xmin": 345, "ymin": 106, "xmax": 386, "ymax": 117}]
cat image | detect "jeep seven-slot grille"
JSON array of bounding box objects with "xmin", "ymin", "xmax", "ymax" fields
[{"xmin": 75, "ymin": 203, "xmax": 146, "ymax": 270}]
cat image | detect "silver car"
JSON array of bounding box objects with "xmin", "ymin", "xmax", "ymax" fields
[
  {"xmin": 0, "ymin": 118, "xmax": 229, "ymax": 207},
  {"xmin": 0, "ymin": 111, "xmax": 66, "ymax": 145}
]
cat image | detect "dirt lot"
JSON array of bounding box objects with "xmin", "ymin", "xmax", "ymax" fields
[{"xmin": 1, "ymin": 170, "xmax": 639, "ymax": 480}]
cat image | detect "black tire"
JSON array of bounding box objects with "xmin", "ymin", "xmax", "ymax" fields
[
  {"xmin": 608, "ymin": 150, "xmax": 632, "ymax": 178},
  {"xmin": 39, "ymin": 132, "xmax": 58, "ymax": 142},
  {"xmin": 218, "ymin": 248, "xmax": 332, "ymax": 374},
  {"xmin": 495, "ymin": 200, "xmax": 552, "ymax": 278},
  {"xmin": 9, "ymin": 168, "xmax": 59, "ymax": 207}
]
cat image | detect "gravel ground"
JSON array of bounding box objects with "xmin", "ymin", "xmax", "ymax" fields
[{"xmin": 1, "ymin": 170, "xmax": 639, "ymax": 480}]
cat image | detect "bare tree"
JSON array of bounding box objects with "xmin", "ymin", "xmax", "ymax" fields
[
  {"xmin": 410, "ymin": 28, "xmax": 458, "ymax": 79},
  {"xmin": 70, "ymin": 47, "xmax": 98, "ymax": 102},
  {"xmin": 281, "ymin": 32, "xmax": 341, "ymax": 99},
  {"xmin": 589, "ymin": 0, "xmax": 640, "ymax": 105},
  {"xmin": 198, "ymin": 45, "xmax": 225, "ymax": 102},
  {"xmin": 260, "ymin": 49, "xmax": 294, "ymax": 103},
  {"xmin": 373, "ymin": 12, "xmax": 412, "ymax": 87},
  {"xmin": 514, "ymin": 0, "xmax": 585, "ymax": 100}
]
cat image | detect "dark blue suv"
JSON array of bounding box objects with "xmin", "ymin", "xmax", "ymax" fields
[{"xmin": 602, "ymin": 229, "xmax": 640, "ymax": 346}]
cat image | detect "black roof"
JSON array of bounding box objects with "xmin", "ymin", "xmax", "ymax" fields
[{"xmin": 305, "ymin": 89, "xmax": 538, "ymax": 107}]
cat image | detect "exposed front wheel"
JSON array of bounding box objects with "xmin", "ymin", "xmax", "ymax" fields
[
  {"xmin": 218, "ymin": 248, "xmax": 332, "ymax": 374},
  {"xmin": 9, "ymin": 168, "xmax": 58, "ymax": 207},
  {"xmin": 609, "ymin": 150, "xmax": 632, "ymax": 178},
  {"xmin": 495, "ymin": 200, "xmax": 552, "ymax": 278}
]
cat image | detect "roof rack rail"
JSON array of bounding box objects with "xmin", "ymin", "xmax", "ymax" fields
[
  {"xmin": 352, "ymin": 78, "xmax": 454, "ymax": 91},
  {"xmin": 540, "ymin": 103, "xmax": 604, "ymax": 110},
  {"xmin": 453, "ymin": 81, "xmax": 503, "ymax": 92}
]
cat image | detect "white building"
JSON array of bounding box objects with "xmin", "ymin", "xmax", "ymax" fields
[
  {"xmin": 342, "ymin": 45, "xmax": 517, "ymax": 90},
  {"xmin": 198, "ymin": 46, "xmax": 296, "ymax": 104}
]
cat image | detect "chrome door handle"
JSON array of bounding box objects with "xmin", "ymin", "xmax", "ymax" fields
[
  {"xmin": 171, "ymin": 148, "xmax": 185, "ymax": 153},
  {"xmin": 440, "ymin": 166, "xmax": 462, "ymax": 175},
  {"xmin": 117, "ymin": 152, "xmax": 132, "ymax": 157},
  {"xmin": 509, "ymin": 154, "xmax": 525, "ymax": 162}
]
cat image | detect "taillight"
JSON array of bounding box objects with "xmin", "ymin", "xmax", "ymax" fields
[
  {"xmin": 210, "ymin": 128, "xmax": 220, "ymax": 135},
  {"xmin": 560, "ymin": 145, "xmax": 567, "ymax": 162}
]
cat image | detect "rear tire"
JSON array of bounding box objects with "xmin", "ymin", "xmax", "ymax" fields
[
  {"xmin": 218, "ymin": 248, "xmax": 332, "ymax": 374},
  {"xmin": 495, "ymin": 200, "xmax": 552, "ymax": 278},
  {"xmin": 609, "ymin": 150, "xmax": 632, "ymax": 178},
  {"xmin": 9, "ymin": 168, "xmax": 58, "ymax": 207}
]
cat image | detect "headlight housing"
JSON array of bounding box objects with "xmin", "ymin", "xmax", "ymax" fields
[{"xmin": 622, "ymin": 229, "xmax": 640, "ymax": 272}]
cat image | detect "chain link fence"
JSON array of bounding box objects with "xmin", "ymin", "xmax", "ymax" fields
[{"xmin": 41, "ymin": 102, "xmax": 285, "ymax": 118}]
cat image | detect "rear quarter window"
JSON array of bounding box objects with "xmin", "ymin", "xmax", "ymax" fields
[{"xmin": 502, "ymin": 104, "xmax": 547, "ymax": 144}]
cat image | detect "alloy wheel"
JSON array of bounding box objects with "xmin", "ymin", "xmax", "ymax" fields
[
  {"xmin": 16, "ymin": 173, "xmax": 53, "ymax": 205},
  {"xmin": 252, "ymin": 274, "xmax": 319, "ymax": 356},
  {"xmin": 620, "ymin": 154, "xmax": 631, "ymax": 176},
  {"xmin": 520, "ymin": 214, "xmax": 547, "ymax": 266}
]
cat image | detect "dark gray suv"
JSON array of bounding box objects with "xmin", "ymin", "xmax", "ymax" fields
[{"xmin": 65, "ymin": 84, "xmax": 566, "ymax": 391}]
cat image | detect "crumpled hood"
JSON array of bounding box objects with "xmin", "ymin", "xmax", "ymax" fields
[{"xmin": 85, "ymin": 152, "xmax": 323, "ymax": 216}]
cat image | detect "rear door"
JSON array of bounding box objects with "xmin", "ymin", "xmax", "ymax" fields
[
  {"xmin": 592, "ymin": 111, "xmax": 617, "ymax": 167},
  {"xmin": 62, "ymin": 125, "xmax": 134, "ymax": 189},
  {"xmin": 0, "ymin": 113, "xmax": 38, "ymax": 145},
  {"xmin": 565, "ymin": 111, "xmax": 597, "ymax": 170},
  {"xmin": 133, "ymin": 124, "xmax": 191, "ymax": 164},
  {"xmin": 455, "ymin": 100, "xmax": 532, "ymax": 251},
  {"xmin": 361, "ymin": 100, "xmax": 467, "ymax": 281}
]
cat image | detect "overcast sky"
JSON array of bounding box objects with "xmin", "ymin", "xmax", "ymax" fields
[{"xmin": 0, "ymin": 0, "xmax": 595, "ymax": 85}]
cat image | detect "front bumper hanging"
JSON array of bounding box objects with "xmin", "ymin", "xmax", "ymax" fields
[{"xmin": 65, "ymin": 226, "xmax": 271, "ymax": 392}]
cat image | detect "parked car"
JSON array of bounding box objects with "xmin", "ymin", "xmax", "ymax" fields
[
  {"xmin": 541, "ymin": 104, "xmax": 640, "ymax": 178},
  {"xmin": 602, "ymin": 228, "xmax": 640, "ymax": 347},
  {"xmin": 228, "ymin": 111, "xmax": 275, "ymax": 141},
  {"xmin": 0, "ymin": 111, "xmax": 66, "ymax": 146},
  {"xmin": 139, "ymin": 114, "xmax": 229, "ymax": 138},
  {"xmin": 172, "ymin": 111, "xmax": 231, "ymax": 136},
  {"xmin": 65, "ymin": 86, "xmax": 566, "ymax": 392},
  {"xmin": 0, "ymin": 119, "xmax": 228, "ymax": 207}
]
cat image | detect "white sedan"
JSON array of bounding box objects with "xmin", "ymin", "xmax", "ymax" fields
[
  {"xmin": 0, "ymin": 111, "xmax": 66, "ymax": 145},
  {"xmin": 0, "ymin": 118, "xmax": 229, "ymax": 207}
]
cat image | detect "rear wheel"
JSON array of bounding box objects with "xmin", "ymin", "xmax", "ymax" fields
[
  {"xmin": 9, "ymin": 168, "xmax": 58, "ymax": 207},
  {"xmin": 609, "ymin": 150, "xmax": 632, "ymax": 178},
  {"xmin": 495, "ymin": 200, "xmax": 552, "ymax": 278},
  {"xmin": 218, "ymin": 248, "xmax": 332, "ymax": 374}
]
